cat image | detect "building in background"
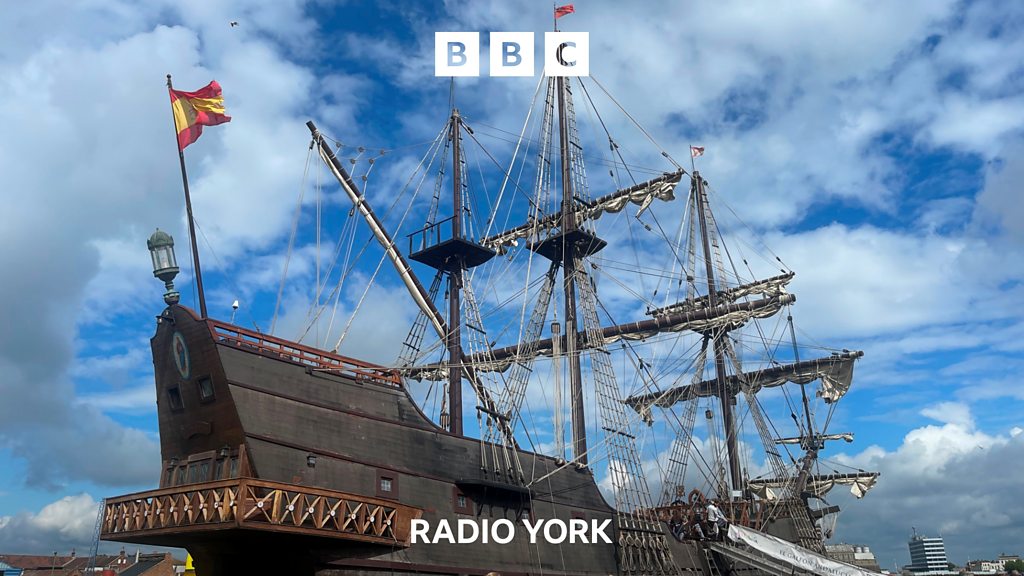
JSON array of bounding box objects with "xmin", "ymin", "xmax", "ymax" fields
[
  {"xmin": 0, "ymin": 551, "xmax": 176, "ymax": 576},
  {"xmin": 999, "ymin": 556, "xmax": 1022, "ymax": 569},
  {"xmin": 0, "ymin": 559, "xmax": 22, "ymax": 576},
  {"xmin": 965, "ymin": 560, "xmax": 1003, "ymax": 574},
  {"xmin": 908, "ymin": 530, "xmax": 954, "ymax": 575},
  {"xmin": 827, "ymin": 543, "xmax": 883, "ymax": 572}
]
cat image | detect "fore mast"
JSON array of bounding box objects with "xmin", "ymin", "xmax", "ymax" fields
[{"xmin": 405, "ymin": 107, "xmax": 496, "ymax": 435}]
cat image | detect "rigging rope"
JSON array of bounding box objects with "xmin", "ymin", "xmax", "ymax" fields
[{"xmin": 270, "ymin": 142, "xmax": 314, "ymax": 335}]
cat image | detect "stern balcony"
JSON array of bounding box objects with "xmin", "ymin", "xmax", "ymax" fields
[{"xmin": 102, "ymin": 477, "xmax": 423, "ymax": 548}]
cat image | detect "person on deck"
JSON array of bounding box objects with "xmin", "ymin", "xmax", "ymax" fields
[
  {"xmin": 690, "ymin": 506, "xmax": 707, "ymax": 541},
  {"xmin": 705, "ymin": 501, "xmax": 729, "ymax": 541},
  {"xmin": 689, "ymin": 512, "xmax": 707, "ymax": 541}
]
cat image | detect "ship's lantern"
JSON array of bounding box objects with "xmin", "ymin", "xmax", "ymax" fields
[
  {"xmin": 307, "ymin": 453, "xmax": 317, "ymax": 468},
  {"xmin": 147, "ymin": 229, "xmax": 180, "ymax": 305}
]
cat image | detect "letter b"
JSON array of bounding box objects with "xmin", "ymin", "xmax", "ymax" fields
[
  {"xmin": 448, "ymin": 42, "xmax": 467, "ymax": 67},
  {"xmin": 435, "ymin": 32, "xmax": 480, "ymax": 77},
  {"xmin": 490, "ymin": 32, "xmax": 534, "ymax": 77},
  {"xmin": 503, "ymin": 42, "xmax": 522, "ymax": 66}
]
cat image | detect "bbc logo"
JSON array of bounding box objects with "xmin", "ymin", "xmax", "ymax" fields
[{"xmin": 435, "ymin": 32, "xmax": 589, "ymax": 77}]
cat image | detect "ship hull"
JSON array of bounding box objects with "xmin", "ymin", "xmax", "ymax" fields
[
  {"xmin": 103, "ymin": 305, "xmax": 813, "ymax": 576},
  {"xmin": 105, "ymin": 306, "xmax": 625, "ymax": 575}
]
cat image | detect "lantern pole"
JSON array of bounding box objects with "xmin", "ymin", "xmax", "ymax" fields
[{"xmin": 167, "ymin": 74, "xmax": 207, "ymax": 319}]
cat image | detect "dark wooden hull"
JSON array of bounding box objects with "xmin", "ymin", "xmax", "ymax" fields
[{"xmin": 103, "ymin": 305, "xmax": 808, "ymax": 576}]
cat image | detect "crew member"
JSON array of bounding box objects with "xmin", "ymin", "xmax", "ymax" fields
[{"xmin": 706, "ymin": 501, "xmax": 729, "ymax": 540}]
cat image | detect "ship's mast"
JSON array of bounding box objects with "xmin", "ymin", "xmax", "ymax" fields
[
  {"xmin": 790, "ymin": 314, "xmax": 818, "ymax": 494},
  {"xmin": 557, "ymin": 75, "xmax": 588, "ymax": 466},
  {"xmin": 693, "ymin": 171, "xmax": 743, "ymax": 494},
  {"xmin": 310, "ymin": 117, "xmax": 499, "ymax": 438},
  {"xmin": 447, "ymin": 109, "xmax": 465, "ymax": 435}
]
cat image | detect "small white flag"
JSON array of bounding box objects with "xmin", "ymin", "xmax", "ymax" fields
[{"xmin": 690, "ymin": 146, "xmax": 705, "ymax": 158}]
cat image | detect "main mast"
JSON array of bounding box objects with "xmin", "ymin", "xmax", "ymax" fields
[
  {"xmin": 557, "ymin": 75, "xmax": 588, "ymax": 465},
  {"xmin": 693, "ymin": 172, "xmax": 743, "ymax": 494}
]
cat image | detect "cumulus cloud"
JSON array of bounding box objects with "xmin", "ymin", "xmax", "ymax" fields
[
  {"xmin": 0, "ymin": 494, "xmax": 99, "ymax": 553},
  {"xmin": 975, "ymin": 141, "xmax": 1024, "ymax": 242},
  {"xmin": 830, "ymin": 403, "xmax": 1024, "ymax": 567},
  {"xmin": 0, "ymin": 0, "xmax": 364, "ymax": 494}
]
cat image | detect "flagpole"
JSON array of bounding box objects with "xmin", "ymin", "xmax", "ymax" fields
[
  {"xmin": 166, "ymin": 73, "xmax": 208, "ymax": 319},
  {"xmin": 690, "ymin": 143, "xmax": 697, "ymax": 174}
]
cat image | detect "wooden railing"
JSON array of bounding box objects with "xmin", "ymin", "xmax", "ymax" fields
[
  {"xmin": 102, "ymin": 478, "xmax": 422, "ymax": 546},
  {"xmin": 208, "ymin": 320, "xmax": 402, "ymax": 388}
]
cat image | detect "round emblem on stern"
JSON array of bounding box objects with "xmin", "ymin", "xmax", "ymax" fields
[{"xmin": 171, "ymin": 331, "xmax": 190, "ymax": 379}]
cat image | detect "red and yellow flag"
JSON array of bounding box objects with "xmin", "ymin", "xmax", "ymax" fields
[{"xmin": 169, "ymin": 80, "xmax": 231, "ymax": 150}]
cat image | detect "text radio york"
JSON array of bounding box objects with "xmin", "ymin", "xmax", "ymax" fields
[{"xmin": 411, "ymin": 517, "xmax": 613, "ymax": 545}]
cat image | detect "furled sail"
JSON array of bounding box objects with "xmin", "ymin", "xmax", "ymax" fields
[
  {"xmin": 402, "ymin": 293, "xmax": 795, "ymax": 381},
  {"xmin": 647, "ymin": 272, "xmax": 794, "ymax": 318},
  {"xmin": 623, "ymin": 351, "xmax": 863, "ymax": 423},
  {"xmin": 748, "ymin": 471, "xmax": 879, "ymax": 500},
  {"xmin": 480, "ymin": 171, "xmax": 683, "ymax": 253},
  {"xmin": 774, "ymin": 433, "xmax": 854, "ymax": 445}
]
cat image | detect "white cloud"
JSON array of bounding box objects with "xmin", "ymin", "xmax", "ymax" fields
[
  {"xmin": 0, "ymin": 494, "xmax": 98, "ymax": 553},
  {"xmin": 975, "ymin": 142, "xmax": 1024, "ymax": 242},
  {"xmin": 0, "ymin": 0, "xmax": 356, "ymax": 495},
  {"xmin": 77, "ymin": 384, "xmax": 157, "ymax": 414},
  {"xmin": 830, "ymin": 404, "xmax": 1024, "ymax": 567},
  {"xmin": 920, "ymin": 401, "xmax": 974, "ymax": 429}
]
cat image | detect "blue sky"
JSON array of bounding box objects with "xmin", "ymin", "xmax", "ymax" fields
[{"xmin": 1, "ymin": 0, "xmax": 1023, "ymax": 569}]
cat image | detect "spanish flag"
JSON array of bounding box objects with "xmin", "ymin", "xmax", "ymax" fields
[{"xmin": 169, "ymin": 80, "xmax": 231, "ymax": 150}]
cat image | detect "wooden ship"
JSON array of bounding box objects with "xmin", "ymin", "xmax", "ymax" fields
[{"xmin": 101, "ymin": 30, "xmax": 880, "ymax": 576}]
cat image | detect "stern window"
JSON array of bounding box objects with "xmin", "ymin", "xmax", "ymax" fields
[
  {"xmin": 187, "ymin": 460, "xmax": 210, "ymax": 484},
  {"xmin": 167, "ymin": 387, "xmax": 184, "ymax": 411},
  {"xmin": 197, "ymin": 376, "xmax": 215, "ymax": 402}
]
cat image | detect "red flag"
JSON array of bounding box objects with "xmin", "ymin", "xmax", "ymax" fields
[
  {"xmin": 169, "ymin": 80, "xmax": 231, "ymax": 150},
  {"xmin": 555, "ymin": 4, "xmax": 575, "ymax": 18},
  {"xmin": 690, "ymin": 146, "xmax": 705, "ymax": 158}
]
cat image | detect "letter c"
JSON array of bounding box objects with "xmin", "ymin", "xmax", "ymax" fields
[{"xmin": 556, "ymin": 42, "xmax": 576, "ymax": 66}]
